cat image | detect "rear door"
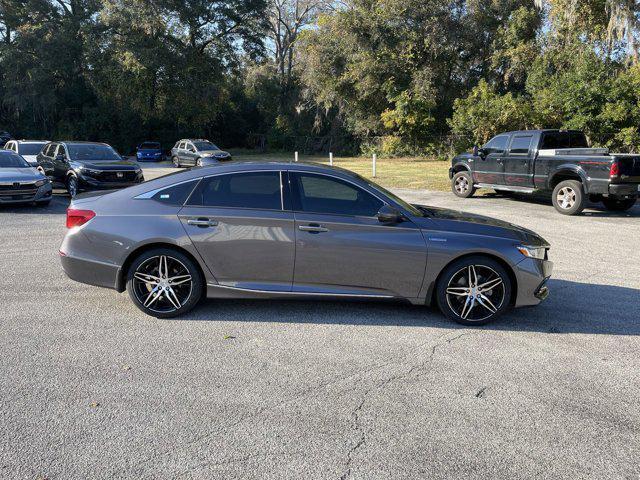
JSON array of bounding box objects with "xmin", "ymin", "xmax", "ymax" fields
[
  {"xmin": 178, "ymin": 170, "xmax": 296, "ymax": 291},
  {"xmin": 288, "ymin": 171, "xmax": 427, "ymax": 298},
  {"xmin": 504, "ymin": 134, "xmax": 535, "ymax": 187},
  {"xmin": 475, "ymin": 134, "xmax": 509, "ymax": 185}
]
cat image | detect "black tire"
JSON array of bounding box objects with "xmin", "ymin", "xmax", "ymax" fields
[
  {"xmin": 66, "ymin": 175, "xmax": 79, "ymax": 198},
  {"xmin": 451, "ymin": 171, "xmax": 476, "ymax": 198},
  {"xmin": 126, "ymin": 248, "xmax": 203, "ymax": 318},
  {"xmin": 172, "ymin": 156, "xmax": 181, "ymax": 168},
  {"xmin": 35, "ymin": 200, "xmax": 51, "ymax": 207},
  {"xmin": 601, "ymin": 196, "xmax": 637, "ymax": 212},
  {"xmin": 436, "ymin": 255, "xmax": 512, "ymax": 326},
  {"xmin": 552, "ymin": 179, "xmax": 586, "ymax": 215}
]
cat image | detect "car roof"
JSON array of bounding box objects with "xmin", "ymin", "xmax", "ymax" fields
[
  {"xmin": 500, "ymin": 129, "xmax": 584, "ymax": 136},
  {"xmin": 183, "ymin": 160, "xmax": 363, "ymax": 180},
  {"xmin": 57, "ymin": 141, "xmax": 111, "ymax": 146},
  {"xmin": 15, "ymin": 140, "xmax": 49, "ymax": 143}
]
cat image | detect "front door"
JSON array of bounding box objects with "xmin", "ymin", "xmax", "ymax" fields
[
  {"xmin": 178, "ymin": 171, "xmax": 296, "ymax": 291},
  {"xmin": 474, "ymin": 134, "xmax": 509, "ymax": 186},
  {"xmin": 504, "ymin": 134, "xmax": 535, "ymax": 187},
  {"xmin": 288, "ymin": 171, "xmax": 427, "ymax": 298}
]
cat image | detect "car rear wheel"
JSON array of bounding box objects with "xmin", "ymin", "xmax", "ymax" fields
[
  {"xmin": 436, "ymin": 256, "xmax": 512, "ymax": 326},
  {"xmin": 601, "ymin": 196, "xmax": 637, "ymax": 212},
  {"xmin": 67, "ymin": 175, "xmax": 79, "ymax": 198},
  {"xmin": 126, "ymin": 248, "xmax": 203, "ymax": 318},
  {"xmin": 552, "ymin": 180, "xmax": 586, "ymax": 215},
  {"xmin": 452, "ymin": 171, "xmax": 476, "ymax": 198},
  {"xmin": 172, "ymin": 156, "xmax": 181, "ymax": 168}
]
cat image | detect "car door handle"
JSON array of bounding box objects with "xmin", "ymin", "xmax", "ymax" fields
[
  {"xmin": 299, "ymin": 224, "xmax": 329, "ymax": 233},
  {"xmin": 187, "ymin": 218, "xmax": 218, "ymax": 228}
]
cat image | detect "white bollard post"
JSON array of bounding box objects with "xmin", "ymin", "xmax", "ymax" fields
[
  {"xmin": 294, "ymin": 151, "xmax": 299, "ymax": 162},
  {"xmin": 372, "ymin": 153, "xmax": 377, "ymax": 178},
  {"xmin": 329, "ymin": 152, "xmax": 333, "ymax": 166}
]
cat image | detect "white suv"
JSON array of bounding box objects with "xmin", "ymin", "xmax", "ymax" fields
[{"xmin": 4, "ymin": 140, "xmax": 49, "ymax": 166}]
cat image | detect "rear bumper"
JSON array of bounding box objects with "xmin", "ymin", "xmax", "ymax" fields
[
  {"xmin": 514, "ymin": 257, "xmax": 553, "ymax": 307},
  {"xmin": 60, "ymin": 252, "xmax": 120, "ymax": 290},
  {"xmin": 609, "ymin": 183, "xmax": 639, "ymax": 197}
]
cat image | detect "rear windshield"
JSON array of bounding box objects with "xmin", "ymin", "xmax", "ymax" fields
[
  {"xmin": 139, "ymin": 142, "xmax": 160, "ymax": 149},
  {"xmin": 540, "ymin": 132, "xmax": 589, "ymax": 149},
  {"xmin": 67, "ymin": 144, "xmax": 121, "ymax": 161},
  {"xmin": 19, "ymin": 143, "xmax": 45, "ymax": 155},
  {"xmin": 0, "ymin": 152, "xmax": 30, "ymax": 168}
]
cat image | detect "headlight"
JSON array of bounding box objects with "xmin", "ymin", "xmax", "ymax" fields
[
  {"xmin": 136, "ymin": 152, "xmax": 142, "ymax": 157},
  {"xmin": 35, "ymin": 178, "xmax": 49, "ymax": 187},
  {"xmin": 517, "ymin": 245, "xmax": 547, "ymax": 260},
  {"xmin": 81, "ymin": 168, "xmax": 101, "ymax": 176}
]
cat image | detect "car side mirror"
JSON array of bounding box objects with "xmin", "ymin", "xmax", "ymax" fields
[
  {"xmin": 377, "ymin": 205, "xmax": 403, "ymax": 224},
  {"xmin": 474, "ymin": 146, "xmax": 487, "ymax": 158}
]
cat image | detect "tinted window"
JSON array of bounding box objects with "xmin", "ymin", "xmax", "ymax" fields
[
  {"xmin": 188, "ymin": 172, "xmax": 282, "ymax": 210},
  {"xmin": 483, "ymin": 135, "xmax": 509, "ymax": 154},
  {"xmin": 67, "ymin": 143, "xmax": 120, "ymax": 161},
  {"xmin": 19, "ymin": 143, "xmax": 45, "ymax": 155},
  {"xmin": 540, "ymin": 131, "xmax": 589, "ymax": 149},
  {"xmin": 153, "ymin": 180, "xmax": 198, "ymax": 205},
  {"xmin": 509, "ymin": 135, "xmax": 533, "ymax": 154},
  {"xmin": 0, "ymin": 152, "xmax": 30, "ymax": 168},
  {"xmin": 193, "ymin": 141, "xmax": 219, "ymax": 151},
  {"xmin": 292, "ymin": 173, "xmax": 383, "ymax": 217},
  {"xmin": 56, "ymin": 144, "xmax": 67, "ymax": 157}
]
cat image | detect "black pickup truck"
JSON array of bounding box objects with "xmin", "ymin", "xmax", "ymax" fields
[{"xmin": 449, "ymin": 129, "xmax": 640, "ymax": 215}]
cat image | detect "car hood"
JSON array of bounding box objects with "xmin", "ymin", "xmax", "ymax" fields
[
  {"xmin": 412, "ymin": 205, "xmax": 550, "ymax": 246},
  {"xmin": 71, "ymin": 160, "xmax": 140, "ymax": 170},
  {"xmin": 21, "ymin": 155, "xmax": 38, "ymax": 165},
  {"xmin": 0, "ymin": 167, "xmax": 45, "ymax": 182}
]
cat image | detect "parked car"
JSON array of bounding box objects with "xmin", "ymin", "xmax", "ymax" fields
[
  {"xmin": 4, "ymin": 140, "xmax": 49, "ymax": 167},
  {"xmin": 37, "ymin": 141, "xmax": 144, "ymax": 197},
  {"xmin": 450, "ymin": 129, "xmax": 640, "ymax": 215},
  {"xmin": 0, "ymin": 150, "xmax": 52, "ymax": 206},
  {"xmin": 0, "ymin": 131, "xmax": 12, "ymax": 147},
  {"xmin": 136, "ymin": 141, "xmax": 164, "ymax": 162},
  {"xmin": 170, "ymin": 139, "xmax": 232, "ymax": 167},
  {"xmin": 60, "ymin": 162, "xmax": 552, "ymax": 325}
]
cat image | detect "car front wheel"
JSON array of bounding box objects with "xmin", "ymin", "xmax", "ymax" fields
[
  {"xmin": 436, "ymin": 256, "xmax": 512, "ymax": 326},
  {"xmin": 451, "ymin": 171, "xmax": 476, "ymax": 198},
  {"xmin": 126, "ymin": 248, "xmax": 203, "ymax": 318},
  {"xmin": 602, "ymin": 196, "xmax": 637, "ymax": 212},
  {"xmin": 67, "ymin": 175, "xmax": 79, "ymax": 198}
]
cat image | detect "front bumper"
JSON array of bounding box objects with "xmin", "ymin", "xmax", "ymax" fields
[
  {"xmin": 514, "ymin": 257, "xmax": 553, "ymax": 307},
  {"xmin": 78, "ymin": 174, "xmax": 144, "ymax": 191},
  {"xmin": 0, "ymin": 183, "xmax": 53, "ymax": 204},
  {"xmin": 448, "ymin": 167, "xmax": 454, "ymax": 179}
]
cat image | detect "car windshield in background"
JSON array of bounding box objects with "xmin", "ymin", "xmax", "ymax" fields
[
  {"xmin": 540, "ymin": 131, "xmax": 589, "ymax": 149},
  {"xmin": 19, "ymin": 143, "xmax": 46, "ymax": 155},
  {"xmin": 193, "ymin": 141, "xmax": 219, "ymax": 151},
  {"xmin": 0, "ymin": 152, "xmax": 30, "ymax": 168},
  {"xmin": 140, "ymin": 142, "xmax": 160, "ymax": 149},
  {"xmin": 68, "ymin": 144, "xmax": 121, "ymax": 161}
]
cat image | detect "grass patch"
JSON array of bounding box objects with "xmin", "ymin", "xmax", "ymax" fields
[{"xmin": 230, "ymin": 151, "xmax": 451, "ymax": 191}]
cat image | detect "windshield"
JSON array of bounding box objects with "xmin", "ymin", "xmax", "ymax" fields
[
  {"xmin": 358, "ymin": 174, "xmax": 423, "ymax": 216},
  {"xmin": 19, "ymin": 143, "xmax": 46, "ymax": 155},
  {"xmin": 193, "ymin": 141, "xmax": 219, "ymax": 151},
  {"xmin": 68, "ymin": 143, "xmax": 121, "ymax": 161},
  {"xmin": 139, "ymin": 142, "xmax": 160, "ymax": 149},
  {"xmin": 0, "ymin": 152, "xmax": 30, "ymax": 168}
]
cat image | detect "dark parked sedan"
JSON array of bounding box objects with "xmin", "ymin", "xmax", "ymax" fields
[
  {"xmin": 60, "ymin": 162, "xmax": 552, "ymax": 325},
  {"xmin": 0, "ymin": 150, "xmax": 52, "ymax": 206},
  {"xmin": 136, "ymin": 141, "xmax": 163, "ymax": 162},
  {"xmin": 37, "ymin": 141, "xmax": 144, "ymax": 196}
]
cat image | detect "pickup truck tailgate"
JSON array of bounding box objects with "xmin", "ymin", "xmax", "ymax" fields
[{"xmin": 616, "ymin": 155, "xmax": 640, "ymax": 182}]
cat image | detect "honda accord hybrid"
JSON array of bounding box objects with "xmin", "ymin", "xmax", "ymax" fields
[{"xmin": 60, "ymin": 162, "xmax": 552, "ymax": 325}]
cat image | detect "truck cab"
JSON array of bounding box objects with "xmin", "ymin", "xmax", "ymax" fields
[{"xmin": 450, "ymin": 129, "xmax": 640, "ymax": 215}]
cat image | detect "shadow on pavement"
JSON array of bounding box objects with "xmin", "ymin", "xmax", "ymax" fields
[
  {"xmin": 0, "ymin": 194, "xmax": 69, "ymax": 215},
  {"xmin": 181, "ymin": 279, "xmax": 640, "ymax": 336}
]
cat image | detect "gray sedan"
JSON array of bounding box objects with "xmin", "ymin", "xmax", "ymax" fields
[
  {"xmin": 0, "ymin": 150, "xmax": 52, "ymax": 206},
  {"xmin": 60, "ymin": 162, "xmax": 552, "ymax": 325}
]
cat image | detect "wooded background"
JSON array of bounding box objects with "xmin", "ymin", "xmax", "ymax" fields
[{"xmin": 1, "ymin": 0, "xmax": 639, "ymax": 155}]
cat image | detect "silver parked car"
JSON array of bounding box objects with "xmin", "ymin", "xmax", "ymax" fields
[
  {"xmin": 170, "ymin": 139, "xmax": 232, "ymax": 167},
  {"xmin": 60, "ymin": 162, "xmax": 553, "ymax": 325},
  {"xmin": 0, "ymin": 150, "xmax": 52, "ymax": 206}
]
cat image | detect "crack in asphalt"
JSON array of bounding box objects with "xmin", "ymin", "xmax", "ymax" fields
[{"xmin": 337, "ymin": 331, "xmax": 474, "ymax": 480}]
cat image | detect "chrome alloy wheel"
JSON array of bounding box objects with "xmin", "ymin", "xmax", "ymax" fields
[
  {"xmin": 445, "ymin": 265, "xmax": 506, "ymax": 322},
  {"xmin": 132, "ymin": 255, "xmax": 193, "ymax": 314},
  {"xmin": 556, "ymin": 186, "xmax": 576, "ymax": 210},
  {"xmin": 454, "ymin": 176, "xmax": 470, "ymax": 194}
]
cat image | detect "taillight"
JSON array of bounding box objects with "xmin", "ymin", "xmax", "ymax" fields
[
  {"xmin": 66, "ymin": 209, "xmax": 95, "ymax": 228},
  {"xmin": 610, "ymin": 161, "xmax": 619, "ymax": 177}
]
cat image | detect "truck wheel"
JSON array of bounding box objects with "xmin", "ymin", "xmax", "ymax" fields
[
  {"xmin": 602, "ymin": 196, "xmax": 637, "ymax": 212},
  {"xmin": 552, "ymin": 180, "xmax": 586, "ymax": 215},
  {"xmin": 452, "ymin": 171, "xmax": 476, "ymax": 198}
]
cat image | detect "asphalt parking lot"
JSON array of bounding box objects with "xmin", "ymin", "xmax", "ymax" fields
[{"xmin": 1, "ymin": 165, "xmax": 639, "ymax": 479}]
